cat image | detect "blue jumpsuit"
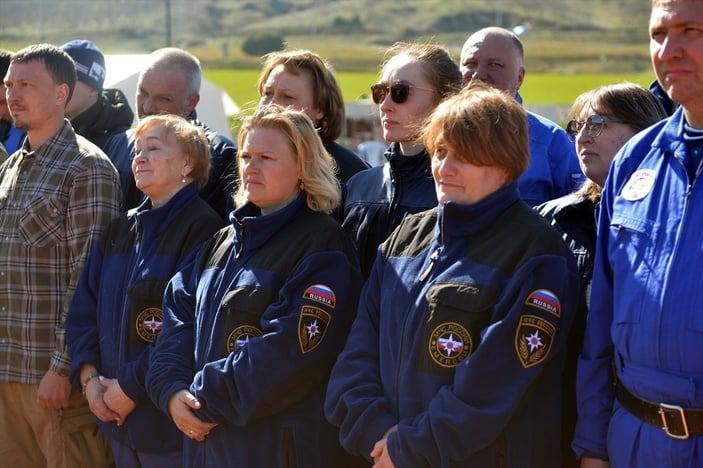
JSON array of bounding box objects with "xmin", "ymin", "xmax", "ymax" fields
[{"xmin": 574, "ymin": 108, "xmax": 703, "ymax": 466}]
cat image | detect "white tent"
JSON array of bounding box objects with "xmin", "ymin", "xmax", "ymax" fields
[{"xmin": 104, "ymin": 55, "xmax": 239, "ymax": 139}]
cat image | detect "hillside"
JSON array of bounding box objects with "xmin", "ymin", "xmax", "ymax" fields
[{"xmin": 0, "ymin": 0, "xmax": 653, "ymax": 73}]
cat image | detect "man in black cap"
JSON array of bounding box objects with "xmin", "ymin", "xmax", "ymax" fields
[{"xmin": 60, "ymin": 40, "xmax": 134, "ymax": 163}]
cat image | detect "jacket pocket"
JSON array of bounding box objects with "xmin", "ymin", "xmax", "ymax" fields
[
  {"xmin": 127, "ymin": 278, "xmax": 170, "ymax": 346},
  {"xmin": 216, "ymin": 285, "xmax": 278, "ymax": 358},
  {"xmin": 608, "ymin": 214, "xmax": 658, "ymax": 325},
  {"xmin": 418, "ymin": 282, "xmax": 498, "ymax": 375},
  {"xmin": 19, "ymin": 196, "xmax": 67, "ymax": 247}
]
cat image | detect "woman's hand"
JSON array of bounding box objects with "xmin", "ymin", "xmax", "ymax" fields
[
  {"xmin": 101, "ymin": 377, "xmax": 136, "ymax": 426},
  {"xmin": 581, "ymin": 457, "xmax": 610, "ymax": 468},
  {"xmin": 167, "ymin": 389, "xmax": 218, "ymax": 442},
  {"xmin": 371, "ymin": 425, "xmax": 398, "ymax": 468},
  {"xmin": 84, "ymin": 375, "xmax": 120, "ymax": 423}
]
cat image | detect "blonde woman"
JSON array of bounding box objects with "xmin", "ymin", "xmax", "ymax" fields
[{"xmin": 147, "ymin": 105, "xmax": 363, "ymax": 467}]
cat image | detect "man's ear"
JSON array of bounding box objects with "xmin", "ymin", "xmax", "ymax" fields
[
  {"xmin": 516, "ymin": 66, "xmax": 526, "ymax": 90},
  {"xmin": 187, "ymin": 93, "xmax": 200, "ymax": 114},
  {"xmin": 57, "ymin": 83, "xmax": 71, "ymax": 107}
]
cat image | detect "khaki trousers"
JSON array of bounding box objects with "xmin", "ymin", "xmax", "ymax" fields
[{"xmin": 0, "ymin": 382, "xmax": 113, "ymax": 468}]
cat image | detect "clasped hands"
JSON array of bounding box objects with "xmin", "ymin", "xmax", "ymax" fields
[
  {"xmin": 83, "ymin": 375, "xmax": 136, "ymax": 426},
  {"xmin": 168, "ymin": 388, "xmax": 218, "ymax": 442}
]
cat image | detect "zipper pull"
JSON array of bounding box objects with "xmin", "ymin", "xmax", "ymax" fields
[{"xmin": 419, "ymin": 247, "xmax": 441, "ymax": 282}]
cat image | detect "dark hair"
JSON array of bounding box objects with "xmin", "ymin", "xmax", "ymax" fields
[
  {"xmin": 382, "ymin": 42, "xmax": 462, "ymax": 103},
  {"xmin": 423, "ymin": 81, "xmax": 529, "ymax": 185},
  {"xmin": 258, "ymin": 50, "xmax": 345, "ymax": 142},
  {"xmin": 11, "ymin": 44, "xmax": 77, "ymax": 102},
  {"xmin": 569, "ymin": 82, "xmax": 668, "ymax": 134},
  {"xmin": 0, "ymin": 49, "xmax": 13, "ymax": 78},
  {"xmin": 570, "ymin": 82, "xmax": 668, "ymax": 201}
]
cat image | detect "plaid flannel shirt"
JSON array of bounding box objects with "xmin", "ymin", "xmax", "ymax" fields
[{"xmin": 0, "ymin": 121, "xmax": 121, "ymax": 383}]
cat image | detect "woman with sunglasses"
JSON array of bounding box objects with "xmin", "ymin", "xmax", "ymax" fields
[
  {"xmin": 536, "ymin": 82, "xmax": 667, "ymax": 468},
  {"xmin": 326, "ymin": 82, "xmax": 580, "ymax": 467},
  {"xmin": 342, "ymin": 42, "xmax": 461, "ymax": 278}
]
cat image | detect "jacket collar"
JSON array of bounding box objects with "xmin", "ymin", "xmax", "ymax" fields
[
  {"xmin": 437, "ymin": 183, "xmax": 521, "ymax": 239},
  {"xmin": 231, "ymin": 192, "xmax": 307, "ymax": 252},
  {"xmin": 132, "ymin": 183, "xmax": 200, "ymax": 239}
]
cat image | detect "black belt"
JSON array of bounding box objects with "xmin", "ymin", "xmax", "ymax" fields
[{"xmin": 616, "ymin": 383, "xmax": 703, "ymax": 439}]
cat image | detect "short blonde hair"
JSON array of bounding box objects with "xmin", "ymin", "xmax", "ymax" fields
[
  {"xmin": 235, "ymin": 104, "xmax": 341, "ymax": 214},
  {"xmin": 134, "ymin": 114, "xmax": 210, "ymax": 188},
  {"xmin": 423, "ymin": 81, "xmax": 529, "ymax": 185}
]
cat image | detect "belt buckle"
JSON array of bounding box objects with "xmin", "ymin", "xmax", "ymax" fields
[{"xmin": 658, "ymin": 403, "xmax": 690, "ymax": 440}]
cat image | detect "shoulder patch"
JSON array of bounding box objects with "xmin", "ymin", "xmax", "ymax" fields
[
  {"xmin": 524, "ymin": 289, "xmax": 561, "ymax": 317},
  {"xmin": 428, "ymin": 322, "xmax": 473, "ymax": 368},
  {"xmin": 515, "ymin": 315, "xmax": 555, "ymax": 368},
  {"xmin": 135, "ymin": 307, "xmax": 163, "ymax": 343},
  {"xmin": 302, "ymin": 284, "xmax": 336, "ymax": 308},
  {"xmin": 298, "ymin": 305, "xmax": 331, "ymax": 354},
  {"xmin": 622, "ymin": 168, "xmax": 656, "ymax": 201},
  {"xmin": 226, "ymin": 325, "xmax": 263, "ymax": 353}
]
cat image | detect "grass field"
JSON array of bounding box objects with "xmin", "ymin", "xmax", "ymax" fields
[{"xmin": 204, "ymin": 68, "xmax": 658, "ymax": 117}]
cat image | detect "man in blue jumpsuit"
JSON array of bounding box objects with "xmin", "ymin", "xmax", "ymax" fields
[
  {"xmin": 573, "ymin": 0, "xmax": 703, "ymax": 466},
  {"xmin": 460, "ymin": 27, "xmax": 584, "ymax": 207}
]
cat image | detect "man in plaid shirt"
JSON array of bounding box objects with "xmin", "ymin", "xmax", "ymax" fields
[{"xmin": 0, "ymin": 44, "xmax": 121, "ymax": 467}]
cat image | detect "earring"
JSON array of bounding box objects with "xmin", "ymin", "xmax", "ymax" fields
[{"xmin": 181, "ymin": 173, "xmax": 187, "ymax": 184}]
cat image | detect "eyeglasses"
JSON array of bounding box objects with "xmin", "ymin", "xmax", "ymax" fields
[
  {"xmin": 370, "ymin": 82, "xmax": 433, "ymax": 105},
  {"xmin": 566, "ymin": 114, "xmax": 625, "ymax": 142}
]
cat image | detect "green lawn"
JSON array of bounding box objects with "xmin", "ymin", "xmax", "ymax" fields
[
  {"xmin": 205, "ymin": 69, "xmax": 658, "ymax": 115},
  {"xmin": 521, "ymin": 72, "xmax": 656, "ymax": 105}
]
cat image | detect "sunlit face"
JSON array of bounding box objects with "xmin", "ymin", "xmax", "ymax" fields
[
  {"xmin": 64, "ymin": 80, "xmax": 97, "ymax": 120},
  {"xmin": 136, "ymin": 66, "xmax": 199, "ymax": 119},
  {"xmin": 431, "ymin": 132, "xmax": 507, "ymax": 205},
  {"xmin": 4, "ymin": 60, "xmax": 67, "ymax": 132},
  {"xmin": 132, "ymin": 126, "xmax": 191, "ymax": 207},
  {"xmin": 377, "ymin": 54, "xmax": 438, "ymax": 153},
  {"xmin": 460, "ymin": 32, "xmax": 525, "ymax": 95},
  {"xmin": 573, "ymin": 107, "xmax": 637, "ymax": 187},
  {"xmin": 239, "ymin": 126, "xmax": 301, "ymax": 215},
  {"xmin": 649, "ymin": 0, "xmax": 703, "ymax": 124},
  {"xmin": 259, "ymin": 65, "xmax": 323, "ymax": 125}
]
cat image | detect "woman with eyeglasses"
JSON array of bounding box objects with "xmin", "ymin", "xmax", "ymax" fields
[
  {"xmin": 536, "ymin": 82, "xmax": 667, "ymax": 468},
  {"xmin": 342, "ymin": 42, "xmax": 461, "ymax": 278},
  {"xmin": 326, "ymin": 82, "xmax": 580, "ymax": 467}
]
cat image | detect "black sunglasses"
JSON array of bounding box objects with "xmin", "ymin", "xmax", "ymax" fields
[
  {"xmin": 370, "ymin": 82, "xmax": 433, "ymax": 104},
  {"xmin": 566, "ymin": 114, "xmax": 625, "ymax": 142}
]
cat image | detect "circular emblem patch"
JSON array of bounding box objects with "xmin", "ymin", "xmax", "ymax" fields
[
  {"xmin": 429, "ymin": 322, "xmax": 472, "ymax": 368},
  {"xmin": 135, "ymin": 307, "xmax": 163, "ymax": 343},
  {"xmin": 622, "ymin": 169, "xmax": 656, "ymax": 201},
  {"xmin": 226, "ymin": 325, "xmax": 263, "ymax": 353}
]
